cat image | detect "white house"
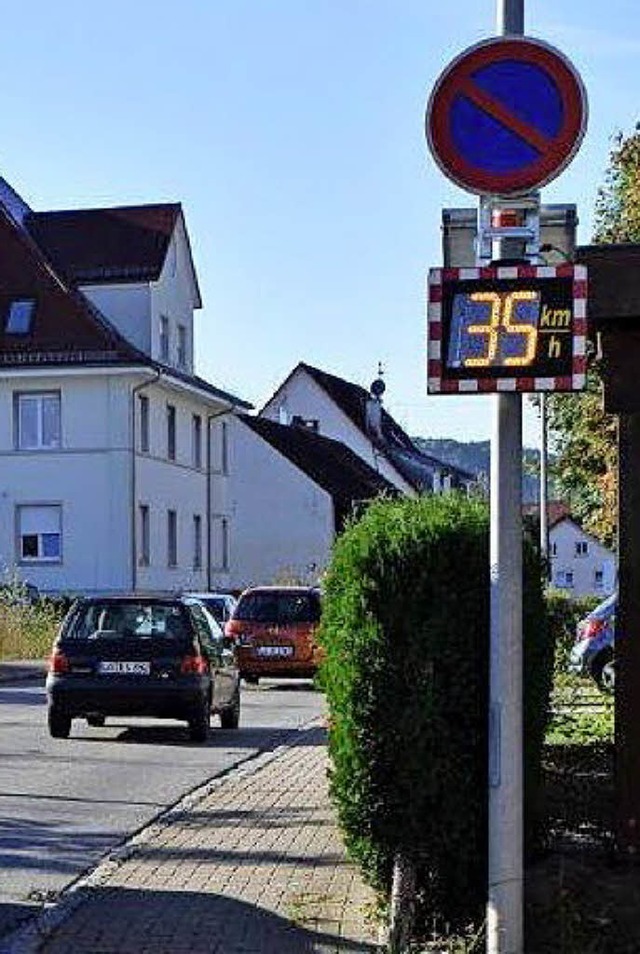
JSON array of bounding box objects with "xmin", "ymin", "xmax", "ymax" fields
[
  {"xmin": 549, "ymin": 513, "xmax": 616, "ymax": 598},
  {"xmin": 261, "ymin": 362, "xmax": 474, "ymax": 494},
  {"xmin": 0, "ymin": 179, "xmax": 251, "ymax": 596},
  {"xmin": 209, "ymin": 413, "xmax": 396, "ymax": 590}
]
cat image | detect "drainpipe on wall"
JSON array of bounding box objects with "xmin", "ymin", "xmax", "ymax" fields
[
  {"xmin": 206, "ymin": 407, "xmax": 233, "ymax": 591},
  {"xmin": 130, "ymin": 370, "xmax": 161, "ymax": 592}
]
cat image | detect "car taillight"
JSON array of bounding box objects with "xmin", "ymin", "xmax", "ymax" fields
[
  {"xmin": 181, "ymin": 654, "xmax": 208, "ymax": 674},
  {"xmin": 49, "ymin": 650, "xmax": 70, "ymax": 673},
  {"xmin": 582, "ymin": 618, "xmax": 606, "ymax": 640}
]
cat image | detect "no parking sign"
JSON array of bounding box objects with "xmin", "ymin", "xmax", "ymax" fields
[{"xmin": 426, "ymin": 37, "xmax": 587, "ymax": 196}]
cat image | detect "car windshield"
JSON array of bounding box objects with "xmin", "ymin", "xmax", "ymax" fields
[
  {"xmin": 64, "ymin": 602, "xmax": 190, "ymax": 640},
  {"xmin": 234, "ymin": 591, "xmax": 320, "ymax": 624}
]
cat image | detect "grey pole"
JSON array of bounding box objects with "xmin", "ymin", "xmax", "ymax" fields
[
  {"xmin": 540, "ymin": 394, "xmax": 549, "ymax": 573},
  {"xmin": 487, "ymin": 1, "xmax": 525, "ymax": 951}
]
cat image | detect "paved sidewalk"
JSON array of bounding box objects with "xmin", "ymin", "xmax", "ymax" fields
[{"xmin": 8, "ymin": 725, "xmax": 381, "ymax": 953}]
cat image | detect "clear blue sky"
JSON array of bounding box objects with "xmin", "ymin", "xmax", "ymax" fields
[{"xmin": 2, "ymin": 1, "xmax": 637, "ymax": 446}]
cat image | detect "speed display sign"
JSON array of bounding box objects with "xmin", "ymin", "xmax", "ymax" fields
[{"xmin": 427, "ymin": 263, "xmax": 587, "ymax": 393}]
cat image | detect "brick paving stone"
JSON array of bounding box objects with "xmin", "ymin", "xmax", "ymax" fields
[{"xmin": 31, "ymin": 725, "xmax": 380, "ymax": 954}]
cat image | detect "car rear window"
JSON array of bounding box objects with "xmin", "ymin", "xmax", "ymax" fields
[
  {"xmin": 233, "ymin": 591, "xmax": 320, "ymax": 624},
  {"xmin": 63, "ymin": 602, "xmax": 190, "ymax": 641}
]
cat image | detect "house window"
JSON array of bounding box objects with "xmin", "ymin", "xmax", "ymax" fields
[
  {"xmin": 167, "ymin": 510, "xmax": 178, "ymax": 567},
  {"xmin": 177, "ymin": 325, "xmax": 187, "ymax": 369},
  {"xmin": 139, "ymin": 505, "xmax": 150, "ymax": 566},
  {"xmin": 6, "ymin": 299, "xmax": 36, "ymax": 334},
  {"xmin": 555, "ymin": 570, "xmax": 574, "ymax": 589},
  {"xmin": 193, "ymin": 514, "xmax": 202, "ymax": 569},
  {"xmin": 211, "ymin": 515, "xmax": 229, "ymax": 570},
  {"xmin": 192, "ymin": 414, "xmax": 202, "ymax": 469},
  {"xmin": 17, "ymin": 504, "xmax": 62, "ymax": 563},
  {"xmin": 167, "ymin": 404, "xmax": 176, "ymax": 461},
  {"xmin": 551, "ymin": 542, "xmax": 558, "ymax": 556},
  {"xmin": 15, "ymin": 392, "xmax": 61, "ymax": 450},
  {"xmin": 575, "ymin": 541, "xmax": 589, "ymax": 557},
  {"xmin": 160, "ymin": 316, "xmax": 170, "ymax": 363},
  {"xmin": 594, "ymin": 569, "xmax": 604, "ymax": 589},
  {"xmin": 139, "ymin": 395, "xmax": 150, "ymax": 453}
]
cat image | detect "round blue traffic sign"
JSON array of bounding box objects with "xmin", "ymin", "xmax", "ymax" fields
[{"xmin": 426, "ymin": 37, "xmax": 588, "ymax": 195}]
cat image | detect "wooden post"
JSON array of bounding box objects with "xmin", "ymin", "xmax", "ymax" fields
[{"xmin": 616, "ymin": 413, "xmax": 640, "ymax": 852}]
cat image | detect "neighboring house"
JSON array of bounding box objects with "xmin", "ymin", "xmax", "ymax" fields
[
  {"xmin": 525, "ymin": 502, "xmax": 616, "ymax": 597},
  {"xmin": 261, "ymin": 362, "xmax": 474, "ymax": 494},
  {"xmin": 0, "ymin": 178, "xmax": 251, "ymax": 595},
  {"xmin": 209, "ymin": 413, "xmax": 396, "ymax": 589}
]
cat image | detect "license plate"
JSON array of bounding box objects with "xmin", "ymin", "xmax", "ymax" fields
[
  {"xmin": 98, "ymin": 661, "xmax": 151, "ymax": 675},
  {"xmin": 255, "ymin": 645, "xmax": 293, "ymax": 658}
]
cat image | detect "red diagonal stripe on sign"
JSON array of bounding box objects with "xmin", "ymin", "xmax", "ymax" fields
[{"xmin": 458, "ymin": 79, "xmax": 552, "ymax": 155}]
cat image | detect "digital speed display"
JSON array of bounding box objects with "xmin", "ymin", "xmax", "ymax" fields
[{"xmin": 427, "ymin": 265, "xmax": 588, "ymax": 394}]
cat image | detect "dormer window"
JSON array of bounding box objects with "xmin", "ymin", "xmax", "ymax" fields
[{"xmin": 5, "ymin": 299, "xmax": 36, "ymax": 334}]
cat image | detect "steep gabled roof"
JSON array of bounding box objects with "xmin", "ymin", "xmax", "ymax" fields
[
  {"xmin": 240, "ymin": 415, "xmax": 396, "ymax": 527},
  {"xmin": 268, "ymin": 362, "xmax": 474, "ymax": 491},
  {"xmin": 0, "ymin": 204, "xmax": 144, "ymax": 367},
  {"xmin": 26, "ymin": 204, "xmax": 182, "ymax": 286}
]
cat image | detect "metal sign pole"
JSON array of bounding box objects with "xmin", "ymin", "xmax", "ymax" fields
[{"xmin": 487, "ymin": 2, "xmax": 524, "ymax": 953}]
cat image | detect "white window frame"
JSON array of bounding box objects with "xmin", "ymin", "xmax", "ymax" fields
[
  {"xmin": 167, "ymin": 404, "xmax": 176, "ymax": 461},
  {"xmin": 211, "ymin": 515, "xmax": 229, "ymax": 571},
  {"xmin": 16, "ymin": 503, "xmax": 62, "ymax": 564},
  {"xmin": 193, "ymin": 514, "xmax": 202, "ymax": 570},
  {"xmin": 192, "ymin": 414, "xmax": 202, "ymax": 469},
  {"xmin": 6, "ymin": 299, "xmax": 36, "ymax": 334},
  {"xmin": 139, "ymin": 394, "xmax": 150, "ymax": 454},
  {"xmin": 177, "ymin": 324, "xmax": 187, "ymax": 369},
  {"xmin": 15, "ymin": 391, "xmax": 61, "ymax": 450},
  {"xmin": 160, "ymin": 315, "xmax": 170, "ymax": 363},
  {"xmin": 575, "ymin": 540, "xmax": 589, "ymax": 557},
  {"xmin": 139, "ymin": 504, "xmax": 150, "ymax": 566},
  {"xmin": 167, "ymin": 509, "xmax": 178, "ymax": 567}
]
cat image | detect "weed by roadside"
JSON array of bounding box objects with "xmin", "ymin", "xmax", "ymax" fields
[{"xmin": 0, "ymin": 591, "xmax": 63, "ymax": 660}]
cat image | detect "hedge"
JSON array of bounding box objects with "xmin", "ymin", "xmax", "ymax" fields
[{"xmin": 318, "ymin": 493, "xmax": 554, "ymax": 934}]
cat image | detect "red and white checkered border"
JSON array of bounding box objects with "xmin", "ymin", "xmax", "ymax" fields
[{"xmin": 426, "ymin": 263, "xmax": 588, "ymax": 394}]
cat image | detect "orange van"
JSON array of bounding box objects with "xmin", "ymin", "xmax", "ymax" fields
[{"xmin": 225, "ymin": 586, "xmax": 322, "ymax": 683}]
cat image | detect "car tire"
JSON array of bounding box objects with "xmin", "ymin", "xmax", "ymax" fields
[
  {"xmin": 243, "ymin": 674, "xmax": 259, "ymax": 685},
  {"xmin": 220, "ymin": 690, "xmax": 241, "ymax": 729},
  {"xmin": 188, "ymin": 700, "xmax": 210, "ymax": 742},
  {"xmin": 592, "ymin": 647, "xmax": 615, "ymax": 693},
  {"xmin": 48, "ymin": 706, "xmax": 72, "ymax": 739},
  {"xmin": 87, "ymin": 715, "xmax": 105, "ymax": 727}
]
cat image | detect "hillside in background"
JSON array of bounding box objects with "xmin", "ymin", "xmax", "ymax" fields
[{"xmin": 414, "ymin": 437, "xmax": 546, "ymax": 504}]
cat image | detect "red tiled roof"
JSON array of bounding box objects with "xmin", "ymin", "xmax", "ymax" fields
[
  {"xmin": 522, "ymin": 500, "xmax": 572, "ymax": 528},
  {"xmin": 0, "ymin": 206, "xmax": 142, "ymax": 366},
  {"xmin": 26, "ymin": 204, "xmax": 181, "ymax": 285}
]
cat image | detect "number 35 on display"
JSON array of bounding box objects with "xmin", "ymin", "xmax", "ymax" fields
[{"xmin": 449, "ymin": 290, "xmax": 540, "ymax": 369}]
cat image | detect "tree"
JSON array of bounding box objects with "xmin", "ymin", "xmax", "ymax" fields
[{"xmin": 544, "ymin": 126, "xmax": 640, "ymax": 549}]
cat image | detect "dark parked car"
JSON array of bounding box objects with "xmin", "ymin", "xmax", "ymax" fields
[
  {"xmin": 226, "ymin": 586, "xmax": 322, "ymax": 684},
  {"xmin": 182, "ymin": 591, "xmax": 237, "ymax": 625},
  {"xmin": 46, "ymin": 594, "xmax": 240, "ymax": 741},
  {"xmin": 568, "ymin": 592, "xmax": 616, "ymax": 692}
]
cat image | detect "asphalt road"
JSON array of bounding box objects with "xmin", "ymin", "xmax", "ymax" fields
[{"xmin": 0, "ymin": 678, "xmax": 324, "ymax": 942}]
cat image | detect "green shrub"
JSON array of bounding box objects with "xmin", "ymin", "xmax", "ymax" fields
[{"xmin": 319, "ymin": 493, "xmax": 553, "ymax": 934}]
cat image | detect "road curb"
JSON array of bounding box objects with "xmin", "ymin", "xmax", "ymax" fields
[
  {"xmin": 0, "ymin": 662, "xmax": 47, "ymax": 685},
  {"xmin": 0, "ymin": 717, "xmax": 325, "ymax": 954}
]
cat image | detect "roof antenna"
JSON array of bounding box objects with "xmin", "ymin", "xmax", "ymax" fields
[{"xmin": 370, "ymin": 362, "xmax": 386, "ymax": 402}]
